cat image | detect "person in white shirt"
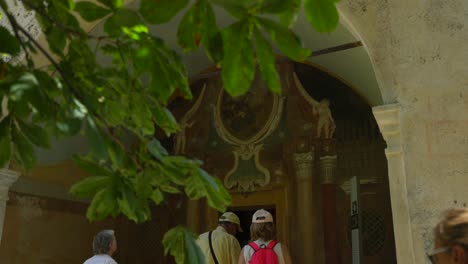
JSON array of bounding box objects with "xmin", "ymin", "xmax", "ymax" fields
[
  {"xmin": 84, "ymin": 229, "xmax": 118, "ymax": 264},
  {"xmin": 238, "ymin": 209, "xmax": 292, "ymax": 264}
]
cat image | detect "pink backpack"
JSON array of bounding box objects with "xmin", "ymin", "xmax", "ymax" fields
[{"xmin": 248, "ymin": 240, "xmax": 279, "ymax": 264}]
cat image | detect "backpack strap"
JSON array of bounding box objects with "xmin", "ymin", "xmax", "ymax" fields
[
  {"xmin": 249, "ymin": 241, "xmax": 261, "ymax": 252},
  {"xmin": 266, "ymin": 240, "xmax": 278, "ymax": 249},
  {"xmin": 208, "ymin": 231, "xmax": 220, "ymax": 264}
]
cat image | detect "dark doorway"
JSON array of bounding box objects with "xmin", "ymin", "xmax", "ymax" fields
[{"xmin": 228, "ymin": 207, "xmax": 276, "ymax": 247}]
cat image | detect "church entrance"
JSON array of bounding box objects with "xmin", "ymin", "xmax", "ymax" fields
[{"xmin": 173, "ymin": 60, "xmax": 397, "ymax": 263}]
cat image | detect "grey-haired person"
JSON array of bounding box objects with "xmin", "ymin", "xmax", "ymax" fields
[
  {"xmin": 427, "ymin": 208, "xmax": 468, "ymax": 264},
  {"xmin": 84, "ymin": 230, "xmax": 118, "ymax": 264}
]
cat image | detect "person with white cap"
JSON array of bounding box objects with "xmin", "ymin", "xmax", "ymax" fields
[
  {"xmin": 197, "ymin": 212, "xmax": 243, "ymax": 264},
  {"xmin": 238, "ymin": 209, "xmax": 292, "ymax": 264}
]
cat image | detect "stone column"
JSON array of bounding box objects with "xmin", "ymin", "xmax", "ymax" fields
[
  {"xmin": 293, "ymin": 151, "xmax": 315, "ymax": 263},
  {"xmin": 320, "ymin": 155, "xmax": 339, "ymax": 264},
  {"xmin": 373, "ymin": 104, "xmax": 416, "ymax": 264},
  {"xmin": 0, "ymin": 169, "xmax": 19, "ymax": 245}
]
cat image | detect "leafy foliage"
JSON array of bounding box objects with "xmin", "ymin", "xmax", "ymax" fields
[{"xmin": 0, "ymin": 0, "xmax": 339, "ymax": 262}]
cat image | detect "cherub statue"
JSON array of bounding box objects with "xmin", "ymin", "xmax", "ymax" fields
[{"xmin": 314, "ymin": 99, "xmax": 336, "ymax": 138}]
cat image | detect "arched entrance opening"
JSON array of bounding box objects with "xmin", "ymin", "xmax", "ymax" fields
[{"xmin": 169, "ymin": 60, "xmax": 397, "ymax": 263}]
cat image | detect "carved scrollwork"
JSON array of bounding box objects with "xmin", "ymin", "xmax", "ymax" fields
[
  {"xmin": 174, "ymin": 84, "xmax": 206, "ymax": 154},
  {"xmin": 213, "ymin": 76, "xmax": 284, "ymax": 191}
]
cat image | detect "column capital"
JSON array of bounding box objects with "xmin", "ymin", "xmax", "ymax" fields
[
  {"xmin": 372, "ymin": 104, "xmax": 402, "ymax": 155},
  {"xmin": 293, "ymin": 151, "xmax": 314, "ymax": 164},
  {"xmin": 293, "ymin": 152, "xmax": 314, "ymax": 182},
  {"xmin": 320, "ymin": 155, "xmax": 337, "ymax": 184}
]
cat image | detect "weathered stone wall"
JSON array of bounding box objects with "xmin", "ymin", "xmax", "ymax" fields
[
  {"xmin": 338, "ymin": 0, "xmax": 468, "ymax": 263},
  {"xmin": 0, "ymin": 192, "xmax": 117, "ymax": 264}
]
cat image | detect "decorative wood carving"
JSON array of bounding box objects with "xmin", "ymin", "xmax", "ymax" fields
[{"xmin": 213, "ymin": 75, "xmax": 284, "ymax": 191}]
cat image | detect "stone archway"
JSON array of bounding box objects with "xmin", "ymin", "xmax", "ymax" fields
[{"xmin": 334, "ymin": 3, "xmax": 416, "ymax": 263}]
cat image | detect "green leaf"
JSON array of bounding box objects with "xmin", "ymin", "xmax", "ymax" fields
[
  {"xmin": 94, "ymin": 0, "xmax": 123, "ymax": 10},
  {"xmin": 73, "ymin": 156, "xmax": 113, "ymax": 176},
  {"xmin": 46, "ymin": 27, "xmax": 67, "ymax": 57},
  {"xmin": 107, "ymin": 140, "xmax": 125, "ymax": 169},
  {"xmin": 67, "ymin": 0, "xmax": 75, "ymax": 10},
  {"xmin": 278, "ymin": 0, "xmax": 301, "ymax": 28},
  {"xmin": 258, "ymin": 17, "xmax": 311, "ymax": 61},
  {"xmin": 161, "ymin": 156, "xmax": 200, "ymax": 185},
  {"xmin": 149, "ymin": 101, "xmax": 180, "ymax": 136},
  {"xmin": 160, "ymin": 184, "xmax": 181, "ymax": 194},
  {"xmin": 129, "ymin": 94, "xmax": 154, "ymax": 135},
  {"xmin": 96, "ymin": 0, "xmax": 114, "ymax": 9},
  {"xmin": 304, "ymin": 0, "xmax": 340, "ymax": 33},
  {"xmin": 9, "ymin": 72, "xmax": 38, "ymax": 101},
  {"xmin": 9, "ymin": 101, "xmax": 30, "ymax": 119},
  {"xmin": 117, "ymin": 184, "xmax": 144, "ymax": 222},
  {"xmin": 139, "ymin": 39, "xmax": 190, "ymax": 104},
  {"xmin": 209, "ymin": 0, "xmax": 249, "ymax": 18},
  {"xmin": 254, "ymin": 29, "xmax": 281, "ymax": 94},
  {"xmin": 75, "ymin": 1, "xmax": 112, "ymax": 22},
  {"xmin": 11, "ymin": 124, "xmax": 36, "ymax": 170},
  {"xmin": 70, "ymin": 176, "xmax": 112, "ymax": 198},
  {"xmin": 104, "ymin": 9, "xmax": 142, "ymax": 36},
  {"xmin": 55, "ymin": 117, "xmax": 82, "ymax": 136},
  {"xmin": 258, "ymin": 0, "xmax": 296, "ymax": 14},
  {"xmin": 134, "ymin": 172, "xmax": 153, "ymax": 198},
  {"xmin": 86, "ymin": 187, "xmax": 118, "ymax": 220},
  {"xmin": 177, "ymin": 1, "xmax": 201, "ymax": 52},
  {"xmin": 147, "ymin": 139, "xmax": 169, "ymax": 160},
  {"xmin": 184, "ymin": 168, "xmax": 231, "ymax": 212},
  {"xmin": 163, "ymin": 226, "xmax": 204, "ymax": 264},
  {"xmin": 184, "ymin": 230, "xmax": 205, "ymax": 264},
  {"xmin": 150, "ymin": 188, "xmax": 164, "ymax": 205},
  {"xmin": 113, "ymin": 0, "xmax": 124, "ymax": 8},
  {"xmin": 85, "ymin": 117, "xmax": 108, "ymax": 159},
  {"xmin": 221, "ymin": 20, "xmax": 255, "ymax": 97},
  {"xmin": 199, "ymin": 2, "xmax": 221, "ymax": 63},
  {"xmin": 105, "ymin": 100, "xmax": 127, "ymax": 126},
  {"xmin": 16, "ymin": 118, "xmax": 50, "ymax": 148},
  {"xmin": 163, "ymin": 226, "xmax": 185, "ymax": 264},
  {"xmin": 0, "ymin": 117, "xmax": 12, "ymax": 168},
  {"xmin": 49, "ymin": 0, "xmax": 84, "ymax": 34},
  {"xmin": 177, "ymin": 0, "xmax": 219, "ymax": 61},
  {"xmin": 0, "ymin": 26, "xmax": 20, "ymax": 56},
  {"xmin": 140, "ymin": 0, "xmax": 188, "ymax": 24}
]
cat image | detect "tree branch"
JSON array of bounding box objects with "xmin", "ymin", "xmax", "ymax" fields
[
  {"xmin": 9, "ymin": 13, "xmax": 142, "ymax": 168},
  {"xmin": 5, "ymin": 13, "xmax": 31, "ymax": 64}
]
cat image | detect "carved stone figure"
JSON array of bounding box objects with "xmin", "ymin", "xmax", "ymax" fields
[{"xmin": 314, "ymin": 99, "xmax": 336, "ymax": 139}]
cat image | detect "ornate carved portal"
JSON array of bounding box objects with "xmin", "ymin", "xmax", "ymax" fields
[
  {"xmin": 174, "ymin": 61, "xmax": 396, "ymax": 264},
  {"xmin": 175, "ymin": 62, "xmax": 337, "ymax": 193}
]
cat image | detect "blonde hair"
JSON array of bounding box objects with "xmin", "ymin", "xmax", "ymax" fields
[
  {"xmin": 434, "ymin": 208, "xmax": 468, "ymax": 249},
  {"xmin": 250, "ymin": 222, "xmax": 276, "ymax": 242}
]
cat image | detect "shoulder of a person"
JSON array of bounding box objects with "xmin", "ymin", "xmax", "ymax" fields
[
  {"xmin": 218, "ymin": 231, "xmax": 236, "ymax": 241},
  {"xmin": 197, "ymin": 231, "xmax": 210, "ymax": 239}
]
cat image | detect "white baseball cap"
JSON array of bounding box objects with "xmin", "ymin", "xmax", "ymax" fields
[{"xmin": 252, "ymin": 209, "xmax": 274, "ymax": 223}]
